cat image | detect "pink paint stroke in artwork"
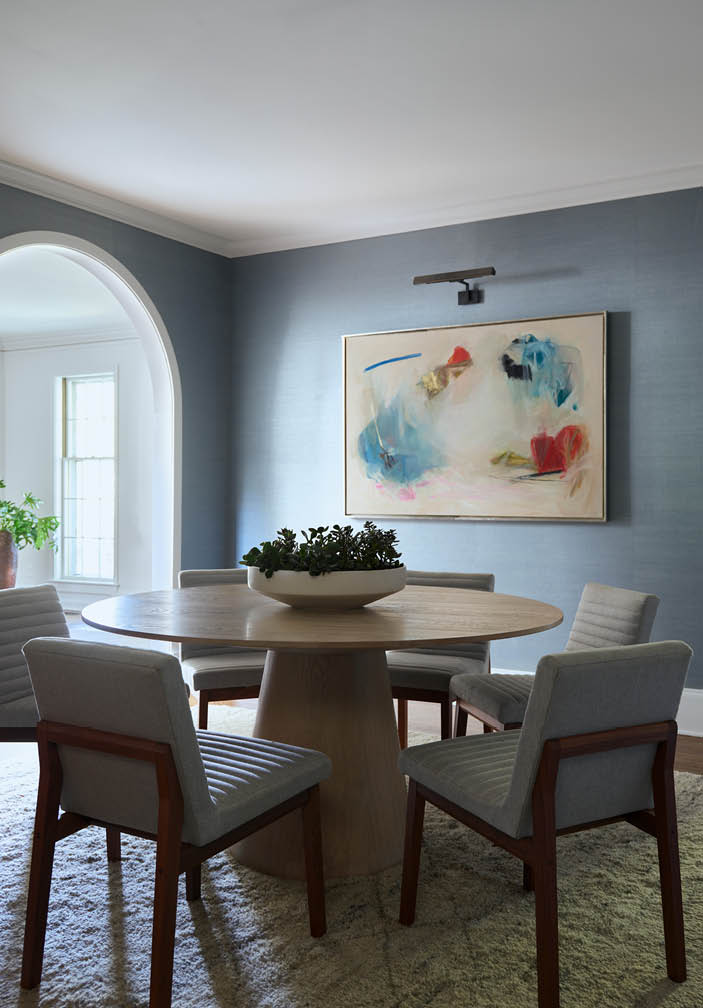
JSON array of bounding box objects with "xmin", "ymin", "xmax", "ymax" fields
[{"xmin": 398, "ymin": 487, "xmax": 416, "ymax": 501}]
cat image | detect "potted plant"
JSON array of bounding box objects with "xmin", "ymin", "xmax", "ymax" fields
[
  {"xmin": 0, "ymin": 480, "xmax": 60, "ymax": 589},
  {"xmin": 241, "ymin": 521, "xmax": 407, "ymax": 608}
]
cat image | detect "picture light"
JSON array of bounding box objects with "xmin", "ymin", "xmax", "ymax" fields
[{"xmin": 412, "ymin": 266, "xmax": 496, "ymax": 305}]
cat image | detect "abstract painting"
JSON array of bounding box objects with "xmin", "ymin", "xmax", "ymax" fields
[{"xmin": 344, "ymin": 313, "xmax": 606, "ymax": 521}]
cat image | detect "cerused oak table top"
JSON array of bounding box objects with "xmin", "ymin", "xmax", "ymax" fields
[{"xmin": 82, "ymin": 584, "xmax": 563, "ymax": 651}]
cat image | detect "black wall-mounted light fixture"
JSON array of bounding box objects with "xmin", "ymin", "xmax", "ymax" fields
[{"xmin": 413, "ymin": 266, "xmax": 496, "ymax": 305}]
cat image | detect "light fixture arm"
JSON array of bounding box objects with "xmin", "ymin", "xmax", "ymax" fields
[{"xmin": 412, "ymin": 266, "xmax": 496, "ymax": 306}]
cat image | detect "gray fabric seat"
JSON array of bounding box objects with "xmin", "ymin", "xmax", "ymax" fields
[
  {"xmin": 0, "ymin": 584, "xmax": 69, "ymax": 736},
  {"xmin": 390, "ymin": 571, "xmax": 494, "ymax": 746},
  {"xmin": 402, "ymin": 640, "xmax": 691, "ymax": 838},
  {"xmin": 179, "ymin": 568, "xmax": 266, "ymax": 728},
  {"xmin": 398, "ymin": 641, "xmax": 692, "ymax": 1007},
  {"xmin": 21, "ymin": 637, "xmax": 330, "ymax": 1006},
  {"xmin": 450, "ymin": 582, "xmax": 660, "ymax": 731}
]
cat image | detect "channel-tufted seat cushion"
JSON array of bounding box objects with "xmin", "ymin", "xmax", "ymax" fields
[
  {"xmin": 450, "ymin": 583, "xmax": 660, "ymax": 729},
  {"xmin": 450, "ymin": 673, "xmax": 534, "ymax": 725},
  {"xmin": 387, "ymin": 651, "xmax": 486, "ymax": 691},
  {"xmin": 196, "ymin": 730, "xmax": 330, "ymax": 839},
  {"xmin": 0, "ymin": 584, "xmax": 69, "ymax": 729}
]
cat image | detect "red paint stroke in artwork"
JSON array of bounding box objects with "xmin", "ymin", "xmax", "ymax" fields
[
  {"xmin": 531, "ymin": 425, "xmax": 588, "ymax": 474},
  {"xmin": 447, "ymin": 346, "xmax": 471, "ymax": 366}
]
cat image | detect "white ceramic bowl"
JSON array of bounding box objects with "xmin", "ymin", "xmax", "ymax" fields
[{"xmin": 247, "ymin": 565, "xmax": 407, "ymax": 609}]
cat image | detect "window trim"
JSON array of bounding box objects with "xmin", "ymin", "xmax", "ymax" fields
[{"xmin": 53, "ymin": 369, "xmax": 119, "ymax": 586}]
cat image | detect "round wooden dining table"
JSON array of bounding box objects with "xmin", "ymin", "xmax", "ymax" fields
[{"xmin": 82, "ymin": 584, "xmax": 562, "ymax": 880}]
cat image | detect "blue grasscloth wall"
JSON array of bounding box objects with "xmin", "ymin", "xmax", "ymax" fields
[
  {"xmin": 0, "ymin": 183, "xmax": 231, "ymax": 571},
  {"xmin": 230, "ymin": 189, "xmax": 703, "ymax": 684}
]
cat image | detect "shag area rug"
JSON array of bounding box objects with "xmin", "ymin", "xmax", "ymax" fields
[{"xmin": 1, "ymin": 704, "xmax": 702, "ymax": 1008}]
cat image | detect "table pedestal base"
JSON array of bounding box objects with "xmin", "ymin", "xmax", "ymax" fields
[{"xmin": 235, "ymin": 648, "xmax": 407, "ymax": 879}]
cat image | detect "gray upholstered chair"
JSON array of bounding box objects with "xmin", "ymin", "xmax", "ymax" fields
[
  {"xmin": 388, "ymin": 571, "xmax": 494, "ymax": 747},
  {"xmin": 179, "ymin": 568, "xmax": 266, "ymax": 729},
  {"xmin": 0, "ymin": 584, "xmax": 69, "ymax": 742},
  {"xmin": 399, "ymin": 641, "xmax": 692, "ymax": 1008},
  {"xmin": 21, "ymin": 637, "xmax": 330, "ymax": 1008},
  {"xmin": 0, "ymin": 584, "xmax": 122, "ymax": 860},
  {"xmin": 452, "ymin": 582, "xmax": 659, "ymax": 736}
]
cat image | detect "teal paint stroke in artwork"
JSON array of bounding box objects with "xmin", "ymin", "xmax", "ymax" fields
[
  {"xmin": 502, "ymin": 334, "xmax": 579, "ymax": 408},
  {"xmin": 358, "ymin": 394, "xmax": 443, "ymax": 486},
  {"xmin": 364, "ymin": 352, "xmax": 422, "ymax": 373}
]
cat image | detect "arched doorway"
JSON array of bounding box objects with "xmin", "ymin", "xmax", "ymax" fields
[{"xmin": 0, "ymin": 231, "xmax": 181, "ymax": 591}]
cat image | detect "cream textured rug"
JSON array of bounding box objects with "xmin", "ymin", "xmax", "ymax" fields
[{"xmin": 1, "ymin": 705, "xmax": 702, "ymax": 1008}]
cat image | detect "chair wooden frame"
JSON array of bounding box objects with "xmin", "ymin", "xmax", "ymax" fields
[
  {"xmin": 399, "ymin": 720, "xmax": 685, "ymax": 1008},
  {"xmin": 21, "ymin": 720, "xmax": 326, "ymax": 1008},
  {"xmin": 1, "ymin": 724, "xmax": 123, "ymax": 861},
  {"xmin": 197, "ymin": 684, "xmax": 260, "ymax": 730},
  {"xmin": 453, "ymin": 698, "xmax": 521, "ymax": 737},
  {"xmin": 394, "ymin": 689, "xmax": 453, "ymax": 750}
]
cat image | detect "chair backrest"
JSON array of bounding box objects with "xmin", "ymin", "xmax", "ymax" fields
[
  {"xmin": 566, "ymin": 582, "xmax": 659, "ymax": 650},
  {"xmin": 0, "ymin": 584, "xmax": 69, "ymax": 707},
  {"xmin": 404, "ymin": 571, "xmax": 495, "ymax": 664},
  {"xmin": 178, "ymin": 568, "xmax": 263, "ymax": 660},
  {"xmin": 23, "ymin": 637, "xmax": 214, "ymax": 841},
  {"xmin": 503, "ymin": 641, "xmax": 692, "ymax": 838}
]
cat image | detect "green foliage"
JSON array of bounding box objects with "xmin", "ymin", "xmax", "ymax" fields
[
  {"xmin": 241, "ymin": 521, "xmax": 403, "ymax": 578},
  {"xmin": 0, "ymin": 479, "xmax": 60, "ymax": 551}
]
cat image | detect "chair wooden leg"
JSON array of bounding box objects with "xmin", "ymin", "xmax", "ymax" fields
[
  {"xmin": 185, "ymin": 865, "xmax": 201, "ymax": 902},
  {"xmin": 106, "ymin": 826, "xmax": 122, "ymax": 862},
  {"xmin": 653, "ymin": 736, "xmax": 686, "ymax": 981},
  {"xmin": 198, "ymin": 691, "xmax": 210, "ymax": 730},
  {"xmin": 440, "ymin": 699, "xmax": 452, "ymax": 740},
  {"xmin": 301, "ymin": 786, "xmax": 327, "ymax": 938},
  {"xmin": 397, "ymin": 698, "xmax": 408, "ymax": 750},
  {"xmin": 454, "ymin": 704, "xmax": 468, "ymax": 737},
  {"xmin": 399, "ymin": 779, "xmax": 426, "ymax": 926},
  {"xmin": 149, "ymin": 775, "xmax": 183, "ymax": 1008},
  {"xmin": 533, "ymin": 849, "xmax": 560, "ymax": 1008},
  {"xmin": 21, "ymin": 738, "xmax": 62, "ymax": 990},
  {"xmin": 523, "ymin": 861, "xmax": 534, "ymax": 892}
]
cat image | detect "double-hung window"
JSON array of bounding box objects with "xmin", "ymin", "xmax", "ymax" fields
[{"xmin": 58, "ymin": 373, "xmax": 116, "ymax": 582}]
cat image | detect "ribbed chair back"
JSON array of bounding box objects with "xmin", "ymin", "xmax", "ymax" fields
[
  {"xmin": 566, "ymin": 582, "xmax": 659, "ymax": 651},
  {"xmin": 405, "ymin": 571, "xmax": 494, "ymax": 663},
  {"xmin": 503, "ymin": 641, "xmax": 691, "ymax": 839},
  {"xmin": 0, "ymin": 585, "xmax": 69, "ymax": 707},
  {"xmin": 23, "ymin": 637, "xmax": 214, "ymax": 843},
  {"xmin": 178, "ymin": 568, "xmax": 260, "ymax": 661}
]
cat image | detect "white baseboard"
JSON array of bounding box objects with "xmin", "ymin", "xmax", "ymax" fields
[{"xmin": 493, "ymin": 669, "xmax": 703, "ymax": 739}]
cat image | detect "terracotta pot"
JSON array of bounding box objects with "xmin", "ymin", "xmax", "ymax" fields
[{"xmin": 0, "ymin": 530, "xmax": 18, "ymax": 589}]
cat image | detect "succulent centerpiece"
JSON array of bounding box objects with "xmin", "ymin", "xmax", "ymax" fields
[{"xmin": 241, "ymin": 521, "xmax": 406, "ymax": 609}]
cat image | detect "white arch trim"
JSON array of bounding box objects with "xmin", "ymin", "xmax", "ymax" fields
[{"xmin": 0, "ymin": 230, "xmax": 182, "ymax": 588}]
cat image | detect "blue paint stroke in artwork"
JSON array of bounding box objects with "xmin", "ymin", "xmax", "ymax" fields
[
  {"xmin": 364, "ymin": 352, "xmax": 422, "ymax": 373},
  {"xmin": 358, "ymin": 394, "xmax": 442, "ymax": 485},
  {"xmin": 502, "ymin": 335, "xmax": 575, "ymax": 407}
]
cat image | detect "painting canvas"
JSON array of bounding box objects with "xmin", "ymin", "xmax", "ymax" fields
[{"xmin": 344, "ymin": 313, "xmax": 606, "ymax": 521}]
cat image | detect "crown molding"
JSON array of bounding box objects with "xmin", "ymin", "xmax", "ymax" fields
[
  {"xmin": 0, "ymin": 161, "xmax": 231, "ymax": 258},
  {"xmin": 2, "ymin": 159, "xmax": 701, "ymax": 261},
  {"xmin": 0, "ymin": 325, "xmax": 138, "ymax": 352},
  {"xmin": 224, "ymin": 163, "xmax": 703, "ymax": 258}
]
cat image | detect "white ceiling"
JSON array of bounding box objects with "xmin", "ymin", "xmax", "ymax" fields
[
  {"xmin": 2, "ymin": 0, "xmax": 702, "ymax": 257},
  {"xmin": 0, "ymin": 247, "xmax": 132, "ymax": 343}
]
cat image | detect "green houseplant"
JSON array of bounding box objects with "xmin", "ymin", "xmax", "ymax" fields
[
  {"xmin": 241, "ymin": 522, "xmax": 406, "ymax": 609},
  {"xmin": 0, "ymin": 480, "xmax": 60, "ymax": 589}
]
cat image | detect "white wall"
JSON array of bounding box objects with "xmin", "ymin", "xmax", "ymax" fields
[{"xmin": 1, "ymin": 334, "xmax": 154, "ymax": 607}]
